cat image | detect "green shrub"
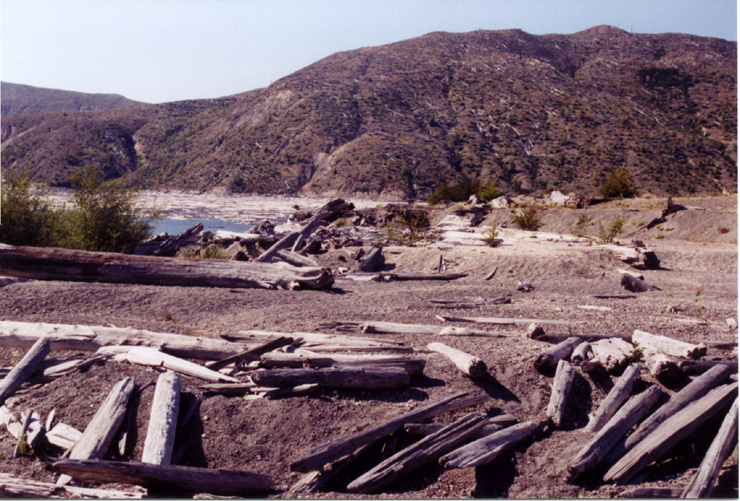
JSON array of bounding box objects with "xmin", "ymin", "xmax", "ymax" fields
[
  {"xmin": 512, "ymin": 205, "xmax": 542, "ymax": 231},
  {"xmin": 477, "ymin": 180, "xmax": 504, "ymax": 202},
  {"xmin": 0, "ymin": 171, "xmax": 59, "ymax": 247},
  {"xmin": 428, "ymin": 178, "xmax": 503, "ymax": 204},
  {"xmin": 599, "ymin": 168, "xmax": 637, "ymax": 199},
  {"xmin": 598, "ymin": 216, "xmax": 625, "ymax": 244},
  {"xmin": 483, "ymin": 225, "xmax": 502, "ymax": 247}
]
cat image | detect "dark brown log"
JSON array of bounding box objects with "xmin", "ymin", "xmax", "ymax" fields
[
  {"xmin": 678, "ymin": 359, "xmax": 738, "ymax": 376},
  {"xmin": 0, "ymin": 244, "xmax": 334, "ymax": 290},
  {"xmin": 205, "ymin": 336, "xmax": 294, "ymax": 371},
  {"xmin": 620, "ymin": 487, "xmax": 683, "ymax": 498},
  {"xmin": 352, "ymin": 245, "xmax": 385, "ymax": 273},
  {"xmin": 604, "ymin": 382, "xmax": 738, "ymax": 484},
  {"xmin": 346, "ymin": 412, "xmax": 489, "ymax": 493},
  {"xmin": 547, "ymin": 360, "xmax": 575, "ymax": 427},
  {"xmin": 250, "ymin": 367, "xmax": 409, "ymax": 390},
  {"xmin": 535, "ymin": 337, "xmax": 582, "ymax": 375},
  {"xmin": 621, "ymin": 273, "xmax": 660, "ymax": 293},
  {"xmin": 681, "ymin": 397, "xmax": 739, "ymax": 498},
  {"xmin": 201, "ymin": 383, "xmax": 255, "ymax": 395},
  {"xmin": 290, "ymin": 391, "xmax": 488, "ymax": 472},
  {"xmin": 404, "ymin": 414, "xmax": 517, "ymax": 437},
  {"xmin": 568, "ymin": 385, "xmax": 661, "ymax": 481},
  {"xmin": 0, "ymin": 337, "xmax": 50, "ymax": 406},
  {"xmin": 52, "ymin": 459, "xmax": 273, "ymax": 496},
  {"xmin": 135, "ymin": 223, "xmax": 203, "ymax": 256},
  {"xmin": 440, "ymin": 420, "xmax": 542, "ymax": 469},
  {"xmin": 585, "ymin": 364, "xmax": 641, "ymax": 433}
]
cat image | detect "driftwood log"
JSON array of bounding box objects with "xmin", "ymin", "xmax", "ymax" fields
[
  {"xmin": 427, "ymin": 342, "xmax": 486, "ymax": 378},
  {"xmin": 290, "ymin": 392, "xmax": 488, "ymax": 472},
  {"xmin": 250, "ymin": 367, "xmax": 410, "ymax": 390},
  {"xmin": 0, "ymin": 337, "xmax": 50, "ymax": 406},
  {"xmin": 535, "ymin": 337, "xmax": 582, "ymax": 375},
  {"xmin": 0, "ymin": 243, "xmax": 334, "ymax": 290},
  {"xmin": 404, "ymin": 414, "xmax": 518, "ymax": 437},
  {"xmin": 135, "ymin": 223, "xmax": 203, "ymax": 256},
  {"xmin": 440, "ymin": 420, "xmax": 542, "ymax": 469},
  {"xmin": 259, "ymin": 351, "xmax": 426, "ymax": 376},
  {"xmin": 585, "ymin": 364, "xmax": 641, "ymax": 433},
  {"xmin": 352, "ymin": 245, "xmax": 385, "ymax": 273},
  {"xmin": 53, "ymin": 459, "xmax": 273, "ymax": 496},
  {"xmin": 678, "ymin": 359, "xmax": 738, "ymax": 376},
  {"xmin": 621, "ymin": 273, "xmax": 660, "ymax": 293},
  {"xmin": 586, "ymin": 338, "xmax": 634, "ymax": 373},
  {"xmin": 227, "ymin": 329, "xmax": 411, "ymax": 353},
  {"xmin": 0, "ymin": 472, "xmax": 143, "ymax": 499},
  {"xmin": 439, "ymin": 315, "xmax": 586, "ymax": 326},
  {"xmin": 141, "ymin": 371, "xmax": 181, "ymax": 465},
  {"xmin": 547, "ymin": 360, "xmax": 576, "ymax": 427},
  {"xmin": 633, "ymin": 329, "xmax": 707, "ymax": 359},
  {"xmin": 205, "ymin": 336, "xmax": 293, "ymax": 371},
  {"xmin": 642, "ymin": 348, "xmax": 682, "ymax": 384},
  {"xmin": 571, "ymin": 341, "xmax": 593, "ymax": 366},
  {"xmin": 47, "ymin": 422, "xmax": 83, "ymax": 451}
]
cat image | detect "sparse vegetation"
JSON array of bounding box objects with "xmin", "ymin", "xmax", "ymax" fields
[
  {"xmin": 569, "ymin": 214, "xmax": 593, "ymax": 238},
  {"xmin": 598, "ymin": 216, "xmax": 625, "ymax": 244},
  {"xmin": 0, "ymin": 171, "xmax": 59, "ymax": 247},
  {"xmin": 512, "ymin": 205, "xmax": 542, "ymax": 231},
  {"xmin": 428, "ymin": 179, "xmax": 503, "ymax": 205},
  {"xmin": 599, "ymin": 168, "xmax": 638, "ymax": 199},
  {"xmin": 483, "ymin": 225, "xmax": 502, "ymax": 247}
]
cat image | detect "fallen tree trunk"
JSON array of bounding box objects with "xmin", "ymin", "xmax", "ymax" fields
[
  {"xmin": 274, "ymin": 249, "xmax": 319, "ymax": 268},
  {"xmin": 290, "ymin": 392, "xmax": 488, "ymax": 472},
  {"xmin": 678, "ymin": 359, "xmax": 738, "ymax": 376},
  {"xmin": 547, "ymin": 360, "xmax": 575, "ymax": 427},
  {"xmin": 53, "ymin": 459, "xmax": 273, "ymax": 496},
  {"xmin": 621, "ymin": 273, "xmax": 660, "ymax": 293},
  {"xmin": 587, "ymin": 338, "xmax": 634, "ymax": 374},
  {"xmin": 633, "ymin": 329, "xmax": 707, "ymax": 359},
  {"xmin": 259, "ymin": 351, "xmax": 426, "ymax": 376},
  {"xmin": 250, "ymin": 367, "xmax": 409, "ymax": 390},
  {"xmin": 568, "ymin": 385, "xmax": 661, "ymax": 481},
  {"xmin": 681, "ymin": 396, "xmax": 739, "ymax": 498},
  {"xmin": 205, "ymin": 336, "xmax": 294, "ymax": 371},
  {"xmin": 135, "ymin": 223, "xmax": 203, "ymax": 256},
  {"xmin": 0, "ymin": 243, "xmax": 334, "ymax": 290},
  {"xmin": 142, "ymin": 371, "xmax": 181, "ymax": 465},
  {"xmin": 440, "ymin": 420, "xmax": 542, "ymax": 469},
  {"xmin": 427, "ymin": 342, "xmax": 486, "ymax": 378},
  {"xmin": 404, "ymin": 414, "xmax": 518, "ymax": 437},
  {"xmin": 585, "ymin": 364, "xmax": 641, "ymax": 433},
  {"xmin": 330, "ymin": 320, "xmax": 505, "ymax": 338},
  {"xmin": 227, "ymin": 329, "xmax": 411, "ymax": 353},
  {"xmin": 0, "ymin": 337, "xmax": 50, "ymax": 406},
  {"xmin": 346, "ymin": 412, "xmax": 488, "ymax": 493},
  {"xmin": 535, "ymin": 337, "xmax": 582, "ymax": 375},
  {"xmin": 604, "ymin": 382, "xmax": 738, "ymax": 484},
  {"xmin": 0, "ymin": 320, "xmax": 249, "ymax": 360},
  {"xmin": 439, "ymin": 315, "xmax": 586, "ymax": 326},
  {"xmin": 352, "ymin": 246, "xmax": 385, "ymax": 273},
  {"xmin": 47, "ymin": 422, "xmax": 83, "ymax": 451},
  {"xmin": 0, "ymin": 472, "xmax": 144, "ymax": 498},
  {"xmin": 642, "ymin": 348, "xmax": 681, "ymax": 385}
]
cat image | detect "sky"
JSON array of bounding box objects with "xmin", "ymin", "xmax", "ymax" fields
[{"xmin": 1, "ymin": 0, "xmax": 737, "ymax": 104}]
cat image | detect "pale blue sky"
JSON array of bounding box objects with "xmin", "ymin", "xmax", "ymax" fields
[{"xmin": 1, "ymin": 0, "xmax": 736, "ymax": 104}]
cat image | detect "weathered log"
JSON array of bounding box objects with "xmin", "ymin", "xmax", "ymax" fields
[
  {"xmin": 135, "ymin": 223, "xmax": 203, "ymax": 256},
  {"xmin": 440, "ymin": 315, "xmax": 586, "ymax": 326},
  {"xmin": 40, "ymin": 355, "xmax": 104, "ymax": 379},
  {"xmin": 205, "ymin": 336, "xmax": 293, "ymax": 371},
  {"xmin": 290, "ymin": 391, "xmax": 488, "ymax": 472},
  {"xmin": 585, "ymin": 364, "xmax": 641, "ymax": 433},
  {"xmin": 250, "ymin": 383, "xmax": 321, "ymax": 399},
  {"xmin": 404, "ymin": 414, "xmax": 518, "ymax": 437},
  {"xmin": 571, "ymin": 342, "xmax": 593, "ymax": 366},
  {"xmin": 602, "ymin": 243, "xmax": 660, "ymax": 270},
  {"xmin": 14, "ymin": 409, "xmax": 38, "ymax": 457},
  {"xmin": 440, "ymin": 420, "xmax": 542, "ymax": 469},
  {"xmin": 532, "ymin": 332, "xmax": 634, "ymax": 344},
  {"xmin": 142, "ymin": 371, "xmax": 181, "ymax": 465},
  {"xmin": 352, "ymin": 245, "xmax": 385, "ymax": 273},
  {"xmin": 250, "ymin": 367, "xmax": 409, "ymax": 390},
  {"xmin": 47, "ymin": 422, "xmax": 83, "ymax": 450},
  {"xmin": 633, "ymin": 329, "xmax": 707, "ymax": 359},
  {"xmin": 53, "ymin": 459, "xmax": 273, "ymax": 496},
  {"xmin": 681, "ymin": 396, "xmax": 739, "ymax": 498},
  {"xmin": 568, "ymin": 385, "xmax": 662, "ymax": 481},
  {"xmin": 427, "ymin": 342, "xmax": 487, "ymax": 378},
  {"xmin": 260, "ymin": 351, "xmax": 425, "ymax": 376},
  {"xmin": 642, "ymin": 348, "xmax": 681, "ymax": 384},
  {"xmin": 604, "ymin": 382, "xmax": 738, "ymax": 484},
  {"xmin": 678, "ymin": 359, "xmax": 738, "ymax": 376},
  {"xmin": 331, "ymin": 320, "xmax": 505, "ymax": 338},
  {"xmin": 227, "ymin": 329, "xmax": 411, "ymax": 352},
  {"xmin": 0, "ymin": 337, "xmax": 50, "ymax": 406},
  {"xmin": 59, "ymin": 378, "xmax": 136, "ymax": 485},
  {"xmin": 621, "ymin": 273, "xmax": 660, "ymax": 293},
  {"xmin": 274, "ymin": 249, "xmax": 319, "ymax": 268},
  {"xmin": 535, "ymin": 337, "xmax": 582, "ymax": 375},
  {"xmin": 201, "ymin": 382, "xmax": 255, "ymax": 395},
  {"xmin": 346, "ymin": 412, "xmax": 489, "ymax": 493},
  {"xmin": 389, "ymin": 272, "xmax": 467, "ymax": 281},
  {"xmin": 99, "ymin": 346, "xmax": 239, "ymax": 384},
  {"xmin": 589, "ymin": 338, "xmax": 634, "ymax": 373},
  {"xmin": 620, "ymin": 486, "xmax": 684, "ymax": 498},
  {"xmin": 289, "ymin": 443, "xmax": 373, "ymax": 494},
  {"xmin": 547, "ymin": 360, "xmax": 576, "ymax": 427},
  {"xmin": 0, "ymin": 243, "xmax": 334, "ymax": 290},
  {"xmin": 0, "ymin": 472, "xmax": 58, "ymax": 497},
  {"xmin": 0, "ymin": 320, "xmax": 249, "ymax": 360}
]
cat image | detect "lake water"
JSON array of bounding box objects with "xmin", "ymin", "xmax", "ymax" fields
[{"xmin": 151, "ymin": 218, "xmax": 261, "ymax": 236}]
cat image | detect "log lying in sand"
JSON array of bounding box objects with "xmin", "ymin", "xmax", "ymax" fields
[
  {"xmin": 547, "ymin": 360, "xmax": 575, "ymax": 427},
  {"xmin": 273, "ymin": 249, "xmax": 319, "ymax": 268},
  {"xmin": 226, "ymin": 329, "xmax": 412, "ymax": 353},
  {"xmin": 621, "ymin": 273, "xmax": 660, "ymax": 293},
  {"xmin": 142, "ymin": 371, "xmax": 181, "ymax": 466},
  {"xmin": 602, "ymin": 244, "xmax": 660, "ymax": 270},
  {"xmin": 0, "ymin": 320, "xmax": 249, "ymax": 360},
  {"xmin": 568, "ymin": 385, "xmax": 661, "ymax": 481},
  {"xmin": 427, "ymin": 342, "xmax": 487, "ymax": 378},
  {"xmin": 620, "ymin": 487, "xmax": 684, "ymax": 498},
  {"xmin": 0, "ymin": 243, "xmax": 335, "ymax": 290},
  {"xmin": 290, "ymin": 392, "xmax": 488, "ymax": 472},
  {"xmin": 632, "ymin": 329, "xmax": 707, "ymax": 359},
  {"xmin": 352, "ymin": 245, "xmax": 385, "ymax": 273},
  {"xmin": 250, "ymin": 367, "xmax": 410, "ymax": 390},
  {"xmin": 585, "ymin": 364, "xmax": 641, "ymax": 433},
  {"xmin": 53, "ymin": 459, "xmax": 273, "ymax": 496},
  {"xmin": 0, "ymin": 337, "xmax": 50, "ymax": 406},
  {"xmin": 586, "ymin": 338, "xmax": 634, "ymax": 373},
  {"xmin": 439, "ymin": 315, "xmax": 587, "ymax": 326},
  {"xmin": 532, "ymin": 332, "xmax": 633, "ymax": 344},
  {"xmin": 604, "ymin": 382, "xmax": 738, "ymax": 484},
  {"xmin": 328, "ymin": 320, "xmax": 506, "ymax": 338},
  {"xmin": 681, "ymin": 396, "xmax": 739, "ymax": 498},
  {"xmin": 440, "ymin": 420, "xmax": 542, "ymax": 469},
  {"xmin": 0, "ymin": 472, "xmax": 144, "ymax": 499},
  {"xmin": 535, "ymin": 337, "xmax": 582, "ymax": 375},
  {"xmin": 571, "ymin": 342, "xmax": 593, "ymax": 366},
  {"xmin": 289, "ymin": 443, "xmax": 373, "ymax": 494},
  {"xmin": 47, "ymin": 422, "xmax": 83, "ymax": 450},
  {"xmin": 346, "ymin": 412, "xmax": 488, "ymax": 493},
  {"xmin": 642, "ymin": 348, "xmax": 681, "ymax": 384},
  {"xmin": 205, "ymin": 336, "xmax": 294, "ymax": 371},
  {"xmin": 259, "ymin": 351, "xmax": 426, "ymax": 376}
]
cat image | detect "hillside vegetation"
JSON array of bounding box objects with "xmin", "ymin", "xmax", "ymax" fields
[{"xmin": 1, "ymin": 26, "xmax": 736, "ymax": 198}]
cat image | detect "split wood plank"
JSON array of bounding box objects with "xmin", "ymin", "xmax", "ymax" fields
[
  {"xmin": 535, "ymin": 337, "xmax": 582, "ymax": 375},
  {"xmin": 547, "ymin": 360, "xmax": 575, "ymax": 427},
  {"xmin": 604, "ymin": 382, "xmax": 738, "ymax": 484},
  {"xmin": 633, "ymin": 329, "xmax": 707, "ymax": 359},
  {"xmin": 0, "ymin": 243, "xmax": 334, "ymax": 290},
  {"xmin": 250, "ymin": 367, "xmax": 409, "ymax": 390},
  {"xmin": 53, "ymin": 459, "xmax": 273, "ymax": 496},
  {"xmin": 585, "ymin": 364, "xmax": 641, "ymax": 433},
  {"xmin": 290, "ymin": 391, "xmax": 488, "ymax": 472},
  {"xmin": 346, "ymin": 412, "xmax": 488, "ymax": 493},
  {"xmin": 0, "ymin": 337, "xmax": 50, "ymax": 406},
  {"xmin": 142, "ymin": 371, "xmax": 181, "ymax": 465},
  {"xmin": 440, "ymin": 420, "xmax": 542, "ymax": 469},
  {"xmin": 427, "ymin": 342, "xmax": 486, "ymax": 378}
]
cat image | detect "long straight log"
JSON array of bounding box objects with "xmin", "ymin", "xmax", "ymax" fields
[
  {"xmin": 0, "ymin": 337, "xmax": 50, "ymax": 405},
  {"xmin": 678, "ymin": 359, "xmax": 738, "ymax": 376},
  {"xmin": 331, "ymin": 320, "xmax": 505, "ymax": 338},
  {"xmin": 274, "ymin": 249, "xmax": 319, "ymax": 268},
  {"xmin": 568, "ymin": 385, "xmax": 662, "ymax": 481},
  {"xmin": 604, "ymin": 382, "xmax": 738, "ymax": 484},
  {"xmin": 346, "ymin": 412, "xmax": 488, "ymax": 493},
  {"xmin": 0, "ymin": 320, "xmax": 248, "ymax": 360},
  {"xmin": 439, "ymin": 420, "xmax": 542, "ymax": 469},
  {"xmin": 53, "ymin": 459, "xmax": 273, "ymax": 496},
  {"xmin": 289, "ymin": 443, "xmax": 374, "ymax": 494},
  {"xmin": 404, "ymin": 414, "xmax": 518, "ymax": 436},
  {"xmin": 439, "ymin": 315, "xmax": 587, "ymax": 326},
  {"xmin": 681, "ymin": 397, "xmax": 739, "ymax": 498},
  {"xmin": 250, "ymin": 367, "xmax": 409, "ymax": 390},
  {"xmin": 259, "ymin": 351, "xmax": 425, "ymax": 376},
  {"xmin": 633, "ymin": 330, "xmax": 707, "ymax": 360},
  {"xmin": 142, "ymin": 371, "xmax": 181, "ymax": 465},
  {"xmin": 427, "ymin": 342, "xmax": 486, "ymax": 378},
  {"xmin": 620, "ymin": 487, "xmax": 684, "ymax": 498},
  {"xmin": 547, "ymin": 360, "xmax": 576, "ymax": 427},
  {"xmin": 585, "ymin": 364, "xmax": 641, "ymax": 433},
  {"xmin": 535, "ymin": 337, "xmax": 582, "ymax": 375},
  {"xmin": 0, "ymin": 243, "xmax": 334, "ymax": 290},
  {"xmin": 227, "ymin": 329, "xmax": 411, "ymax": 352},
  {"xmin": 290, "ymin": 391, "xmax": 488, "ymax": 472}
]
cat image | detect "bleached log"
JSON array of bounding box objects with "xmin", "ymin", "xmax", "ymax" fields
[
  {"xmin": 0, "ymin": 320, "xmax": 248, "ymax": 360},
  {"xmin": 14, "ymin": 409, "xmax": 37, "ymax": 457},
  {"xmin": 532, "ymin": 332, "xmax": 633, "ymax": 344},
  {"xmin": 289, "ymin": 443, "xmax": 373, "ymax": 494},
  {"xmin": 427, "ymin": 342, "xmax": 486, "ymax": 378},
  {"xmin": 604, "ymin": 382, "xmax": 738, "ymax": 484},
  {"xmin": 352, "ymin": 245, "xmax": 385, "ymax": 273},
  {"xmin": 568, "ymin": 385, "xmax": 661, "ymax": 481},
  {"xmin": 440, "ymin": 420, "xmax": 542, "ymax": 469},
  {"xmin": 251, "ymin": 383, "xmax": 320, "ymax": 399},
  {"xmin": 41, "ymin": 355, "xmax": 103, "ymax": 379},
  {"xmin": 47, "ymin": 422, "xmax": 83, "ymax": 450},
  {"xmin": 633, "ymin": 329, "xmax": 707, "ymax": 359},
  {"xmin": 439, "ymin": 315, "xmax": 586, "ymax": 326},
  {"xmin": 577, "ymin": 305, "xmax": 613, "ymax": 312},
  {"xmin": 346, "ymin": 412, "xmax": 488, "ymax": 493},
  {"xmin": 227, "ymin": 329, "xmax": 412, "ymax": 353},
  {"xmin": 250, "ymin": 367, "xmax": 409, "ymax": 390},
  {"xmin": 535, "ymin": 337, "xmax": 582, "ymax": 375},
  {"xmin": 588, "ymin": 338, "xmax": 634, "ymax": 373},
  {"xmin": 585, "ymin": 364, "xmax": 641, "ymax": 433},
  {"xmin": 601, "ymin": 243, "xmax": 660, "ymax": 270},
  {"xmin": 571, "ymin": 342, "xmax": 593, "ymax": 366},
  {"xmin": 0, "ymin": 243, "xmax": 334, "ymax": 290},
  {"xmin": 333, "ymin": 320, "xmax": 504, "ymax": 338},
  {"xmin": 59, "ymin": 378, "xmax": 136, "ymax": 485},
  {"xmin": 205, "ymin": 336, "xmax": 293, "ymax": 371},
  {"xmin": 0, "ymin": 337, "xmax": 50, "ymax": 405},
  {"xmin": 274, "ymin": 249, "xmax": 319, "ymax": 268},
  {"xmin": 547, "ymin": 360, "xmax": 576, "ymax": 427},
  {"xmin": 681, "ymin": 397, "xmax": 739, "ymax": 498},
  {"xmin": 0, "ymin": 472, "xmax": 57, "ymax": 497},
  {"xmin": 290, "ymin": 391, "xmax": 488, "ymax": 472},
  {"xmin": 53, "ymin": 459, "xmax": 273, "ymax": 496},
  {"xmin": 620, "ymin": 486, "xmax": 683, "ymax": 498},
  {"xmin": 260, "ymin": 351, "xmax": 425, "ymax": 376},
  {"xmin": 404, "ymin": 413, "xmax": 518, "ymax": 437},
  {"xmin": 98, "ymin": 346, "xmax": 239, "ymax": 384},
  {"xmin": 142, "ymin": 371, "xmax": 181, "ymax": 465}
]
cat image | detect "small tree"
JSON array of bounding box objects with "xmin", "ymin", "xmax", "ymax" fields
[{"xmin": 599, "ymin": 168, "xmax": 637, "ymax": 199}]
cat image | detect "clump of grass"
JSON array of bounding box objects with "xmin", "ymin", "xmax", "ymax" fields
[
  {"xmin": 598, "ymin": 216, "xmax": 625, "ymax": 244},
  {"xmin": 512, "ymin": 205, "xmax": 542, "ymax": 231},
  {"xmin": 569, "ymin": 214, "xmax": 593, "ymax": 238},
  {"xmin": 483, "ymin": 225, "xmax": 502, "ymax": 247}
]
